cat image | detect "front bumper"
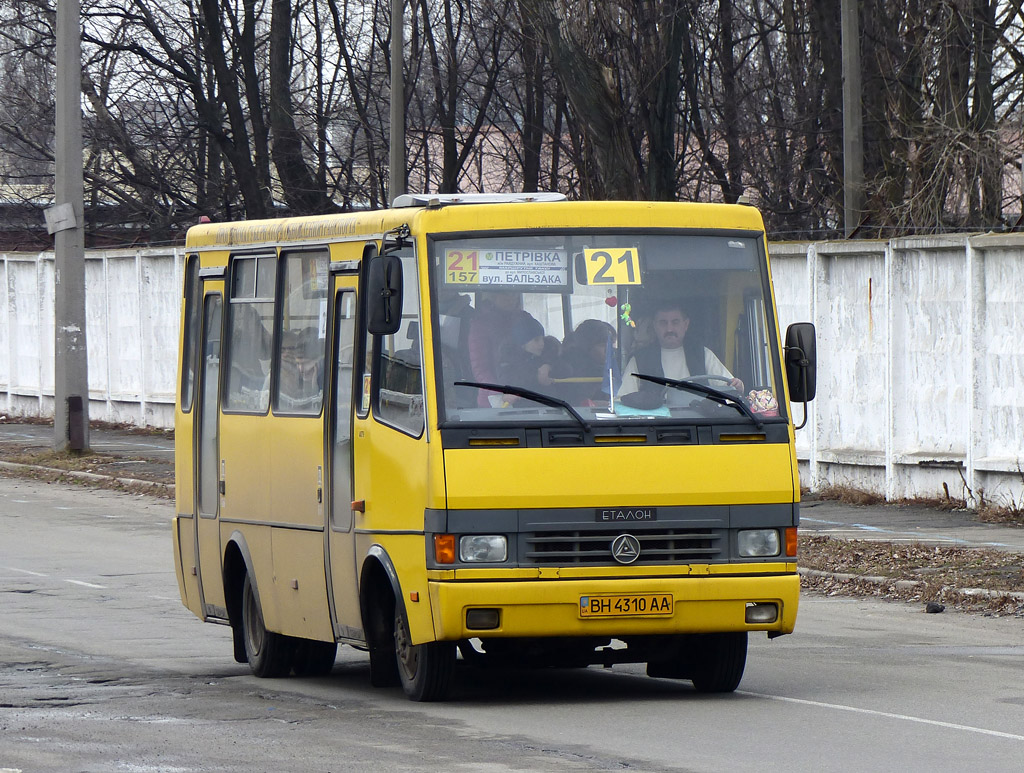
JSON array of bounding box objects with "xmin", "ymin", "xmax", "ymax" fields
[{"xmin": 427, "ymin": 569, "xmax": 799, "ymax": 640}]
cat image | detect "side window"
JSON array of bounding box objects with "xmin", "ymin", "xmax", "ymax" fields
[
  {"xmin": 274, "ymin": 251, "xmax": 329, "ymax": 415},
  {"xmin": 223, "ymin": 254, "xmax": 276, "ymax": 413},
  {"xmin": 331, "ymin": 291, "xmax": 357, "ymax": 531},
  {"xmin": 198, "ymin": 295, "xmax": 223, "ymax": 517},
  {"xmin": 180, "ymin": 254, "xmax": 200, "ymax": 413},
  {"xmin": 376, "ymin": 254, "xmax": 424, "ymax": 435}
]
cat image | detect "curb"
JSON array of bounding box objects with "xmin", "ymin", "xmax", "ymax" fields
[
  {"xmin": 799, "ymin": 567, "xmax": 1024, "ymax": 602},
  {"xmin": 0, "ymin": 460, "xmax": 174, "ymax": 498}
]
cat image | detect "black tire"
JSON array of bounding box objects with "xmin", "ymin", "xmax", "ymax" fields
[
  {"xmin": 394, "ymin": 605, "xmax": 455, "ymax": 701},
  {"xmin": 369, "ymin": 645, "xmax": 400, "ymax": 687},
  {"xmin": 688, "ymin": 632, "xmax": 747, "ymax": 693},
  {"xmin": 291, "ymin": 638, "xmax": 338, "ymax": 677},
  {"xmin": 241, "ymin": 574, "xmax": 294, "ymax": 678}
]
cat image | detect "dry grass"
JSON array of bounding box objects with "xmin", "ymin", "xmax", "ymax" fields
[
  {"xmin": 800, "ymin": 535, "xmax": 1024, "ymax": 617},
  {"xmin": 0, "ymin": 446, "xmax": 173, "ymax": 499},
  {"xmin": 0, "ymin": 415, "xmax": 174, "ymax": 438},
  {"xmin": 0, "ymin": 461, "xmax": 172, "ymax": 499},
  {"xmin": 813, "ymin": 483, "xmax": 1024, "ymax": 526},
  {"xmin": 812, "ymin": 484, "xmax": 886, "ymax": 506},
  {"xmin": 6, "ymin": 448, "xmax": 110, "ymax": 471},
  {"xmin": 977, "ymin": 495, "xmax": 1024, "ymax": 525}
]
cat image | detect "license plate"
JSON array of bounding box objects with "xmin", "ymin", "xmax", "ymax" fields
[{"xmin": 579, "ymin": 594, "xmax": 674, "ymax": 618}]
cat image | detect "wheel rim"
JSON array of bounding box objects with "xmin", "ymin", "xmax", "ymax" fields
[
  {"xmin": 394, "ymin": 607, "xmax": 418, "ymax": 681},
  {"xmin": 244, "ymin": 582, "xmax": 265, "ymax": 657}
]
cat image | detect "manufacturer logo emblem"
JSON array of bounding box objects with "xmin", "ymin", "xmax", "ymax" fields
[{"xmin": 610, "ymin": 533, "xmax": 641, "ymax": 564}]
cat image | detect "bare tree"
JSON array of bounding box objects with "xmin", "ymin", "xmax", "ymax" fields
[{"xmin": 4, "ymin": 0, "xmax": 1024, "ymax": 246}]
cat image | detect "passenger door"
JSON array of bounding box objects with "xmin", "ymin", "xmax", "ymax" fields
[
  {"xmin": 194, "ymin": 288, "xmax": 225, "ymax": 618},
  {"xmin": 325, "ymin": 276, "xmax": 362, "ymax": 640}
]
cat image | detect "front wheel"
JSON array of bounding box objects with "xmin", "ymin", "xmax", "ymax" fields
[
  {"xmin": 394, "ymin": 605, "xmax": 455, "ymax": 701},
  {"xmin": 241, "ymin": 574, "xmax": 293, "ymax": 678},
  {"xmin": 646, "ymin": 632, "xmax": 747, "ymax": 693},
  {"xmin": 689, "ymin": 632, "xmax": 747, "ymax": 693}
]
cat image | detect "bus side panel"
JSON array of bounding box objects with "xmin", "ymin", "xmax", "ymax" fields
[
  {"xmin": 268, "ymin": 416, "xmax": 333, "ymax": 640},
  {"xmin": 353, "ymin": 417, "xmax": 436, "ymax": 646},
  {"xmin": 225, "ymin": 523, "xmax": 274, "ymax": 625},
  {"xmin": 268, "ymin": 528, "xmax": 334, "ymax": 641},
  {"xmin": 269, "ymin": 417, "xmax": 323, "ymax": 528},
  {"xmin": 173, "ymin": 515, "xmax": 202, "ymax": 617},
  {"xmin": 219, "ymin": 414, "xmax": 271, "ymax": 531},
  {"xmin": 174, "ymin": 270, "xmax": 201, "ymax": 616},
  {"xmin": 174, "ymin": 421, "xmax": 202, "ymax": 616}
]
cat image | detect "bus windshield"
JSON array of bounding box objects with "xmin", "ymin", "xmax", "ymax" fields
[{"xmin": 431, "ymin": 230, "xmax": 787, "ymax": 427}]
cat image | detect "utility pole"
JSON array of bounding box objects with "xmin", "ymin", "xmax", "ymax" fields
[
  {"xmin": 841, "ymin": 0, "xmax": 864, "ymax": 237},
  {"xmin": 388, "ymin": 0, "xmax": 406, "ymax": 205},
  {"xmin": 49, "ymin": 0, "xmax": 90, "ymax": 452}
]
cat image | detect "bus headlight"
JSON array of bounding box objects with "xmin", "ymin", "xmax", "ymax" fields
[
  {"xmin": 737, "ymin": 529, "xmax": 780, "ymax": 557},
  {"xmin": 459, "ymin": 535, "xmax": 507, "ymax": 563}
]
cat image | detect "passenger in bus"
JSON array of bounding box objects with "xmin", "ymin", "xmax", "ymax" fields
[
  {"xmin": 437, "ymin": 289, "xmax": 475, "ymax": 385},
  {"xmin": 556, "ymin": 319, "xmax": 617, "ymax": 405},
  {"xmin": 618, "ymin": 300, "xmax": 742, "ymax": 408},
  {"xmin": 467, "ymin": 291, "xmax": 530, "ymax": 405},
  {"xmin": 542, "ymin": 334, "xmax": 561, "ymax": 366},
  {"xmin": 278, "ymin": 329, "xmax": 323, "ymax": 409},
  {"xmin": 496, "ymin": 315, "xmax": 553, "ymax": 396}
]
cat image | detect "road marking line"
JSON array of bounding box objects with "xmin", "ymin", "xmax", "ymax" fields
[
  {"xmin": 5, "ymin": 567, "xmax": 48, "ymax": 577},
  {"xmin": 740, "ymin": 691, "xmax": 1024, "ymax": 741},
  {"xmin": 66, "ymin": 579, "xmax": 107, "ymax": 589}
]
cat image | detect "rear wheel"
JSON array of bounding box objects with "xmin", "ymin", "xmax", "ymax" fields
[
  {"xmin": 291, "ymin": 639, "xmax": 338, "ymax": 677},
  {"xmin": 241, "ymin": 574, "xmax": 293, "ymax": 678},
  {"xmin": 394, "ymin": 605, "xmax": 455, "ymax": 701},
  {"xmin": 369, "ymin": 645, "xmax": 400, "ymax": 687}
]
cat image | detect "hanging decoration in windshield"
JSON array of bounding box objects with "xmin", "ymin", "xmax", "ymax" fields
[{"xmin": 444, "ymin": 247, "xmax": 569, "ymax": 290}]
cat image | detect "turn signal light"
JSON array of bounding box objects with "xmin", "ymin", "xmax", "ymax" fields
[
  {"xmin": 785, "ymin": 527, "xmax": 798, "ymax": 557},
  {"xmin": 434, "ymin": 534, "xmax": 456, "ymax": 564}
]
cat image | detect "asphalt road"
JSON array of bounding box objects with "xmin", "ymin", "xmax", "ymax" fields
[{"xmin": 1, "ymin": 476, "xmax": 1023, "ymax": 772}]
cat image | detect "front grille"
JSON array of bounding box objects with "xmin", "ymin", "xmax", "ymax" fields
[{"xmin": 522, "ymin": 528, "xmax": 723, "ymax": 565}]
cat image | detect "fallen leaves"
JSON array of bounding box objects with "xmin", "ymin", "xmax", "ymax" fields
[{"xmin": 800, "ymin": 535, "xmax": 1024, "ymax": 617}]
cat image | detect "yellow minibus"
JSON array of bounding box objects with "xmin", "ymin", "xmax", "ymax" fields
[{"xmin": 172, "ymin": 193, "xmax": 816, "ymax": 700}]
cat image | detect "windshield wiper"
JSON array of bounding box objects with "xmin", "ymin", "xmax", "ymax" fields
[
  {"xmin": 454, "ymin": 380, "xmax": 591, "ymax": 432},
  {"xmin": 631, "ymin": 373, "xmax": 763, "ymax": 430}
]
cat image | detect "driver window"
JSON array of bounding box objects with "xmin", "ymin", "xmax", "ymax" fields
[{"xmin": 375, "ymin": 255, "xmax": 424, "ymax": 435}]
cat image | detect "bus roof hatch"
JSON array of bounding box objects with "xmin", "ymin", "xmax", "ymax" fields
[{"xmin": 391, "ymin": 192, "xmax": 567, "ymax": 209}]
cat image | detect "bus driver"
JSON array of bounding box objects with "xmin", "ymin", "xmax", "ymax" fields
[{"xmin": 618, "ymin": 300, "xmax": 742, "ymax": 409}]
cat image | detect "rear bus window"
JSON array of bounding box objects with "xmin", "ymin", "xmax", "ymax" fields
[
  {"xmin": 180, "ymin": 254, "xmax": 200, "ymax": 413},
  {"xmin": 224, "ymin": 254, "xmax": 276, "ymax": 413}
]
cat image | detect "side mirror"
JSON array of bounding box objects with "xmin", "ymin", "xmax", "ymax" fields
[
  {"xmin": 785, "ymin": 322, "xmax": 816, "ymax": 402},
  {"xmin": 366, "ymin": 253, "xmax": 404, "ymax": 335}
]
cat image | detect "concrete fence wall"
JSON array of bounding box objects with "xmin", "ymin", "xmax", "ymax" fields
[
  {"xmin": 3, "ymin": 235, "xmax": 1023, "ymax": 506},
  {"xmin": 772, "ymin": 233, "xmax": 1024, "ymax": 508},
  {"xmin": 1, "ymin": 247, "xmax": 185, "ymax": 430}
]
